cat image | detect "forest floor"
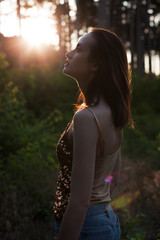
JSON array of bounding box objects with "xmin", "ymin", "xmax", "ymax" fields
[{"xmin": 111, "ymin": 157, "xmax": 160, "ymax": 240}]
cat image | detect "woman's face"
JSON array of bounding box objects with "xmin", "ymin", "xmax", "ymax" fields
[{"xmin": 63, "ymin": 33, "xmax": 97, "ymax": 86}]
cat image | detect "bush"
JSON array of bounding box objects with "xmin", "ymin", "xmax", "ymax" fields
[
  {"xmin": 122, "ymin": 72, "xmax": 160, "ymax": 169},
  {"xmin": 0, "ymin": 58, "xmax": 64, "ymax": 238}
]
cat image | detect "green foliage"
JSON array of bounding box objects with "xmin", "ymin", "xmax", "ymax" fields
[
  {"xmin": 0, "ymin": 56, "xmax": 66, "ymax": 238},
  {"xmin": 132, "ymin": 74, "xmax": 160, "ymax": 114},
  {"xmin": 122, "ymin": 73, "xmax": 160, "ymax": 169},
  {"xmin": 0, "ymin": 51, "xmax": 9, "ymax": 71},
  {"xmin": 121, "ymin": 213, "xmax": 146, "ymax": 240},
  {"xmin": 11, "ymin": 65, "xmax": 78, "ymax": 118}
]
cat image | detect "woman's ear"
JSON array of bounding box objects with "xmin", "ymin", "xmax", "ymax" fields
[{"xmin": 90, "ymin": 61, "xmax": 99, "ymax": 72}]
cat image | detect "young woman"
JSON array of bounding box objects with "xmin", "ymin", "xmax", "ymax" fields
[{"xmin": 53, "ymin": 28, "xmax": 133, "ymax": 240}]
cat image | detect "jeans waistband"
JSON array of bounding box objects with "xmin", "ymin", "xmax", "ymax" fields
[
  {"xmin": 54, "ymin": 202, "xmax": 111, "ymax": 221},
  {"xmin": 85, "ymin": 202, "xmax": 110, "ymax": 216}
]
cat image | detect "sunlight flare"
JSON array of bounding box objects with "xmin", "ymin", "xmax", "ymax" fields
[
  {"xmin": 22, "ymin": 17, "xmax": 59, "ymax": 46},
  {"xmin": 111, "ymin": 191, "xmax": 140, "ymax": 210}
]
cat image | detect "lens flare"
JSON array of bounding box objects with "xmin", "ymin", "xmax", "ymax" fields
[{"xmin": 104, "ymin": 175, "xmax": 113, "ymax": 183}]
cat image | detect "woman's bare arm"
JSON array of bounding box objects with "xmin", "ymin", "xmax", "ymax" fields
[{"xmin": 57, "ymin": 109, "xmax": 99, "ymax": 240}]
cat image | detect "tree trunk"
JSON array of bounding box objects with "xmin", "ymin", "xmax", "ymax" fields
[
  {"xmin": 130, "ymin": 0, "xmax": 135, "ymax": 70},
  {"xmin": 17, "ymin": 0, "xmax": 21, "ymax": 36},
  {"xmin": 98, "ymin": 0, "xmax": 110, "ymax": 29},
  {"xmin": 0, "ymin": 0, "xmax": 1, "ymax": 35},
  {"xmin": 136, "ymin": 0, "xmax": 143, "ymax": 78},
  {"xmin": 68, "ymin": 9, "xmax": 71, "ymax": 50},
  {"xmin": 17, "ymin": 0, "xmax": 23, "ymax": 68},
  {"xmin": 76, "ymin": 0, "xmax": 80, "ymax": 39},
  {"xmin": 146, "ymin": 0, "xmax": 152, "ymax": 77}
]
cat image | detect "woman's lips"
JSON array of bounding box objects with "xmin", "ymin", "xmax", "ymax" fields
[
  {"xmin": 64, "ymin": 60, "xmax": 70, "ymax": 67},
  {"xmin": 64, "ymin": 63, "xmax": 69, "ymax": 67}
]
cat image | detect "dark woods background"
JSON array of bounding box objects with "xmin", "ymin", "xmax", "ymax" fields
[
  {"xmin": 1, "ymin": 0, "xmax": 160, "ymax": 74},
  {"xmin": 0, "ymin": 0, "xmax": 160, "ymax": 239}
]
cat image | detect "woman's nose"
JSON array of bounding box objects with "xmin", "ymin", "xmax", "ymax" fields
[{"xmin": 65, "ymin": 50, "xmax": 73, "ymax": 59}]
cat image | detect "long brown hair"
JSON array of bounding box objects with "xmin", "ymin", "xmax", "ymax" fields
[{"xmin": 74, "ymin": 28, "xmax": 133, "ymax": 129}]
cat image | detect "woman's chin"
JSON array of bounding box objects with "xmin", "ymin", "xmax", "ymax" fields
[
  {"xmin": 63, "ymin": 64, "xmax": 69, "ymax": 73},
  {"xmin": 63, "ymin": 68, "xmax": 74, "ymax": 78},
  {"xmin": 63, "ymin": 67, "xmax": 70, "ymax": 76}
]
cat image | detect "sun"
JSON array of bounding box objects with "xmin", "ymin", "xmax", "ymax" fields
[
  {"xmin": 0, "ymin": 0, "xmax": 59, "ymax": 47},
  {"xmin": 21, "ymin": 11, "xmax": 59, "ymax": 47}
]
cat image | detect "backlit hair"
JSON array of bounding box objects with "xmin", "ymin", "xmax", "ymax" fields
[{"xmin": 74, "ymin": 28, "xmax": 133, "ymax": 129}]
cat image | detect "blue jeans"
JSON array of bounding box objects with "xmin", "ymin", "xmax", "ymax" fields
[{"xmin": 54, "ymin": 202, "xmax": 121, "ymax": 239}]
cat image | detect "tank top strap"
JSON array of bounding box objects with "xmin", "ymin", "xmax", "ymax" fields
[{"xmin": 86, "ymin": 108, "xmax": 105, "ymax": 156}]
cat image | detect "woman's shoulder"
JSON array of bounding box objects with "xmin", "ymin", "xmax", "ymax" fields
[
  {"xmin": 74, "ymin": 100, "xmax": 111, "ymax": 122},
  {"xmin": 73, "ymin": 107, "xmax": 96, "ymax": 127}
]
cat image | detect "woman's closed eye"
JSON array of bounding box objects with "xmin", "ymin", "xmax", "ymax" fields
[{"xmin": 75, "ymin": 44, "xmax": 81, "ymax": 52}]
